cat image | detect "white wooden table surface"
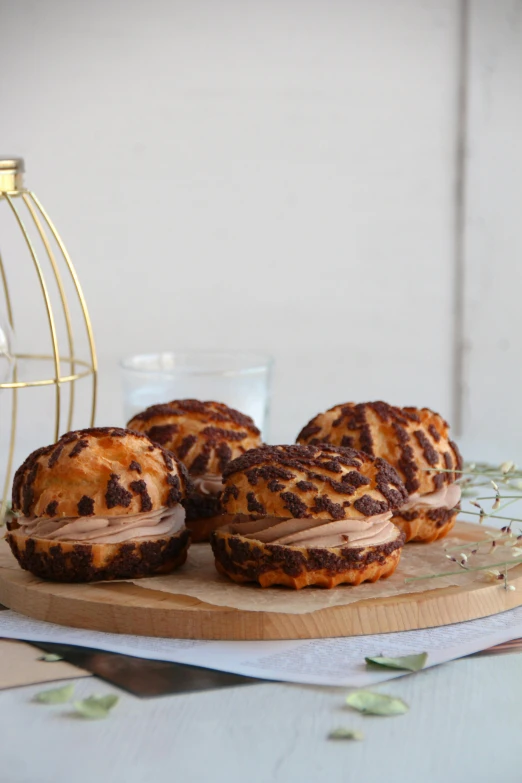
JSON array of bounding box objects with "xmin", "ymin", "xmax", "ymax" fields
[{"xmin": 2, "ymin": 651, "xmax": 521, "ymax": 783}]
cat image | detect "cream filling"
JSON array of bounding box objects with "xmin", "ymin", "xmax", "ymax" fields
[
  {"xmin": 17, "ymin": 505, "xmax": 186, "ymax": 545},
  {"xmin": 192, "ymin": 474, "xmax": 224, "ymax": 496},
  {"xmin": 401, "ymin": 483, "xmax": 461, "ymax": 512},
  {"xmin": 228, "ymin": 512, "xmax": 397, "ymax": 548}
]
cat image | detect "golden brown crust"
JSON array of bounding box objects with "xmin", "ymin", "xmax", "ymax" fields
[
  {"xmin": 184, "ymin": 487, "xmax": 222, "ymax": 523},
  {"xmin": 211, "ymin": 525, "xmax": 405, "ymax": 588},
  {"xmin": 11, "ymin": 427, "xmax": 190, "ymax": 520},
  {"xmin": 127, "ymin": 399, "xmax": 262, "ymax": 476},
  {"xmin": 6, "ymin": 527, "xmax": 190, "ymax": 582},
  {"xmin": 392, "ymin": 507, "xmax": 458, "ymax": 543},
  {"xmin": 296, "ymin": 402, "xmax": 462, "ymax": 496},
  {"xmin": 221, "ymin": 444, "xmax": 408, "ymax": 521}
]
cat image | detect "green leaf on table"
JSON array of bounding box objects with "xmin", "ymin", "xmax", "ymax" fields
[
  {"xmin": 346, "ymin": 690, "xmax": 409, "ymax": 716},
  {"xmin": 74, "ymin": 694, "xmax": 119, "ymax": 720},
  {"xmin": 34, "ymin": 683, "xmax": 75, "ymax": 704},
  {"xmin": 328, "ymin": 728, "xmax": 364, "ymax": 741},
  {"xmin": 365, "ymin": 652, "xmax": 428, "ymax": 672},
  {"xmin": 38, "ymin": 653, "xmax": 64, "ymax": 662}
]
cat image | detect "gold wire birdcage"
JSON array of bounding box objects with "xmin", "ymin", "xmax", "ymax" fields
[{"xmin": 0, "ymin": 157, "xmax": 97, "ymax": 524}]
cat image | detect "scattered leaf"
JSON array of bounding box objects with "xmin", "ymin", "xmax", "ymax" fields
[
  {"xmin": 34, "ymin": 683, "xmax": 75, "ymax": 704},
  {"xmin": 365, "ymin": 652, "xmax": 428, "ymax": 672},
  {"xmin": 74, "ymin": 694, "xmax": 119, "ymax": 720},
  {"xmin": 346, "ymin": 690, "xmax": 409, "ymax": 716},
  {"xmin": 328, "ymin": 728, "xmax": 364, "ymax": 741},
  {"xmin": 38, "ymin": 653, "xmax": 63, "ymax": 662}
]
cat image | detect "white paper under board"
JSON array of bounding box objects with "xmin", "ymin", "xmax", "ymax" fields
[{"xmin": 1, "ymin": 606, "xmax": 522, "ymax": 687}]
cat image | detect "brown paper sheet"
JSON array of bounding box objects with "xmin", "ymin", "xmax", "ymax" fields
[
  {"xmin": 130, "ymin": 527, "xmax": 517, "ymax": 614},
  {"xmin": 1, "ymin": 526, "xmax": 515, "ymax": 618},
  {"xmin": 0, "ymin": 639, "xmax": 91, "ymax": 690},
  {"xmin": 0, "ymin": 540, "xmax": 17, "ymax": 570}
]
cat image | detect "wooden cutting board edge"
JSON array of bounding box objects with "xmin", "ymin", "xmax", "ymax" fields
[{"xmin": 1, "ymin": 521, "xmax": 520, "ymax": 640}]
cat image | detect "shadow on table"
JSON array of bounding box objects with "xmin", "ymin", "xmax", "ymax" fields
[{"xmin": 30, "ymin": 641, "xmax": 263, "ymax": 698}]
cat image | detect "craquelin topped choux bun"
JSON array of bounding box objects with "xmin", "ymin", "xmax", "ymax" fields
[
  {"xmin": 7, "ymin": 427, "xmax": 191, "ymax": 582},
  {"xmin": 128, "ymin": 399, "xmax": 262, "ymax": 542},
  {"xmin": 211, "ymin": 443, "xmax": 408, "ymax": 589},
  {"xmin": 297, "ymin": 401, "xmax": 463, "ymax": 543}
]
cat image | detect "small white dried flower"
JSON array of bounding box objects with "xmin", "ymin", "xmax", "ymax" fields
[
  {"xmin": 511, "ymin": 547, "xmax": 522, "ymax": 557},
  {"xmin": 492, "ymin": 498, "xmax": 501, "ymax": 511},
  {"xmin": 507, "ymin": 585, "xmax": 516, "ymax": 592},
  {"xmin": 469, "ymin": 500, "xmax": 486, "ymax": 522},
  {"xmin": 460, "ymin": 553, "xmax": 468, "ymax": 563},
  {"xmin": 501, "ymin": 461, "xmax": 515, "ymax": 474},
  {"xmin": 483, "ymin": 569, "xmax": 502, "ymax": 582},
  {"xmin": 491, "ymin": 480, "xmax": 500, "ymax": 493}
]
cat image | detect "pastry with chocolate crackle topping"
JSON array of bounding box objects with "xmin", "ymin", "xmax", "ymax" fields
[
  {"xmin": 211, "ymin": 444, "xmax": 407, "ymax": 589},
  {"xmin": 7, "ymin": 427, "xmax": 192, "ymax": 582},
  {"xmin": 128, "ymin": 400, "xmax": 262, "ymax": 542},
  {"xmin": 297, "ymin": 402, "xmax": 463, "ymax": 544}
]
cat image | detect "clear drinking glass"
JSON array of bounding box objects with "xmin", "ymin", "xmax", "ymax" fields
[{"xmin": 120, "ymin": 351, "xmax": 274, "ymax": 439}]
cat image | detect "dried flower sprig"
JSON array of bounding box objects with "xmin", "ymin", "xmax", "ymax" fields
[
  {"xmin": 405, "ymin": 557, "xmax": 522, "ymax": 583},
  {"xmin": 423, "ymin": 463, "xmax": 522, "ymax": 491},
  {"xmin": 406, "ymin": 461, "xmax": 522, "ymax": 590},
  {"xmin": 444, "ymin": 530, "xmax": 522, "ymax": 554}
]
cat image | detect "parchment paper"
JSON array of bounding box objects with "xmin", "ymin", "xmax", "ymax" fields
[{"xmin": 130, "ymin": 528, "xmax": 518, "ymax": 615}]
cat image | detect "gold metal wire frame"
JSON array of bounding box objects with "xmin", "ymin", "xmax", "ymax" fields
[
  {"xmin": 0, "ymin": 177, "xmax": 97, "ymax": 523},
  {"xmin": 0, "ymin": 355, "xmax": 94, "ymax": 388}
]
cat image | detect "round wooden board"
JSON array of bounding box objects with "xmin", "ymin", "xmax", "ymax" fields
[{"xmin": 1, "ymin": 521, "xmax": 521, "ymax": 640}]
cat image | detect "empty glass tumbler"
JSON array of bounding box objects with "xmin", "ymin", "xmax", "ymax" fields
[{"xmin": 120, "ymin": 351, "xmax": 273, "ymax": 439}]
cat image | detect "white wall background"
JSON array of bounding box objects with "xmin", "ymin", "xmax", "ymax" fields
[
  {"xmin": 462, "ymin": 0, "xmax": 522, "ymax": 462},
  {"xmin": 0, "ymin": 0, "xmax": 521, "ymax": 469}
]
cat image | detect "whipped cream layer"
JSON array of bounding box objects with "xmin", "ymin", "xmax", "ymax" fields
[
  {"xmin": 192, "ymin": 474, "xmax": 224, "ymax": 496},
  {"xmin": 17, "ymin": 504, "xmax": 186, "ymax": 545},
  {"xmin": 228, "ymin": 512, "xmax": 397, "ymax": 548},
  {"xmin": 400, "ymin": 483, "xmax": 461, "ymax": 513}
]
